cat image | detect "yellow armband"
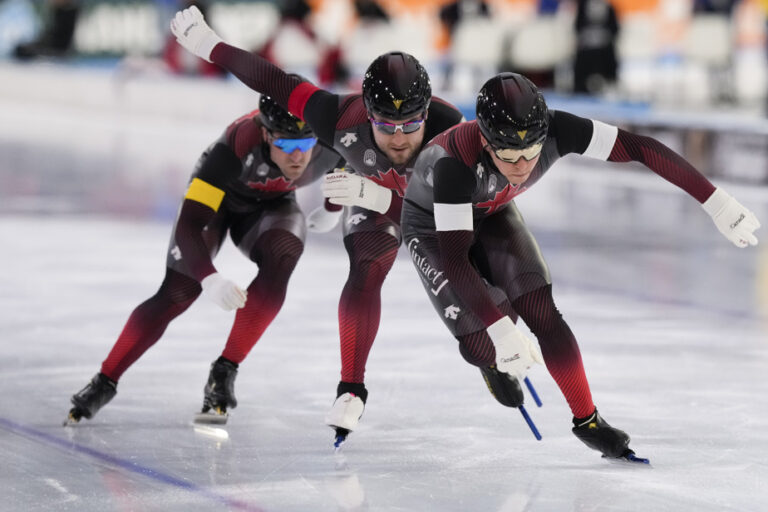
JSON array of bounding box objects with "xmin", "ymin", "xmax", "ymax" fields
[{"xmin": 184, "ymin": 178, "xmax": 225, "ymax": 211}]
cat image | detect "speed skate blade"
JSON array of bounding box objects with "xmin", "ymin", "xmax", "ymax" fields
[
  {"xmin": 602, "ymin": 449, "xmax": 651, "ymax": 465},
  {"xmin": 62, "ymin": 415, "xmax": 79, "ymax": 427},
  {"xmin": 194, "ymin": 411, "xmax": 228, "ymax": 425},
  {"xmin": 63, "ymin": 409, "xmax": 83, "ymax": 427},
  {"xmin": 332, "ymin": 427, "xmax": 350, "ymax": 451}
]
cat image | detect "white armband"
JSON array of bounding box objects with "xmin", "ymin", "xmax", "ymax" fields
[
  {"xmin": 434, "ymin": 202, "xmax": 473, "ymax": 231},
  {"xmin": 582, "ymin": 120, "xmax": 618, "ymax": 160}
]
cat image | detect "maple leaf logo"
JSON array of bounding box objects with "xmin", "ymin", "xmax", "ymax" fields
[
  {"xmin": 368, "ymin": 168, "xmax": 408, "ymax": 197},
  {"xmin": 476, "ymin": 184, "xmax": 526, "ymax": 214},
  {"xmin": 246, "ymin": 176, "xmax": 295, "ymax": 192}
]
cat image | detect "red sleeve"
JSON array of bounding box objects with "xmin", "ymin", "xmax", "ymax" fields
[
  {"xmin": 608, "ymin": 129, "xmax": 716, "ymax": 203},
  {"xmin": 287, "ymin": 81, "xmax": 321, "ymax": 121},
  {"xmin": 437, "ymin": 230, "xmax": 504, "ymax": 327},
  {"xmin": 175, "ymin": 199, "xmax": 218, "ymax": 281}
]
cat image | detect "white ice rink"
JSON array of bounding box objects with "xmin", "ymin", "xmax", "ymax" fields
[
  {"xmin": 2, "ymin": 171, "xmax": 767, "ymax": 511},
  {"xmin": 1, "ymin": 62, "xmax": 767, "ymax": 512}
]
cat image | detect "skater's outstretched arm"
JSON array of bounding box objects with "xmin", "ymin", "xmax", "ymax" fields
[
  {"xmin": 552, "ymin": 110, "xmax": 760, "ymax": 247},
  {"xmin": 170, "ymin": 6, "xmax": 339, "ymax": 145}
]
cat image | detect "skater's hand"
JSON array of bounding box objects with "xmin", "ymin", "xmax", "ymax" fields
[
  {"xmin": 307, "ymin": 205, "xmax": 342, "ymax": 232},
  {"xmin": 487, "ymin": 316, "xmax": 543, "ymax": 381},
  {"xmin": 702, "ymin": 187, "xmax": 760, "ymax": 248},
  {"xmin": 201, "ymin": 272, "xmax": 247, "ymax": 311},
  {"xmin": 322, "ymin": 171, "xmax": 392, "ymax": 214},
  {"xmin": 170, "ymin": 6, "xmax": 223, "ymax": 62}
]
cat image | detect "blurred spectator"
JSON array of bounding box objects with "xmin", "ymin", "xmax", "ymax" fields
[
  {"xmin": 354, "ymin": 0, "xmax": 389, "ymax": 21},
  {"xmin": 257, "ymin": 0, "xmax": 348, "ymax": 87},
  {"xmin": 0, "ymin": 0, "xmax": 39, "ymax": 57},
  {"xmin": 573, "ymin": 0, "xmax": 619, "ymax": 94},
  {"xmin": 538, "ymin": 0, "xmax": 560, "ymax": 14},
  {"xmin": 162, "ymin": 0, "xmax": 225, "ymax": 77},
  {"xmin": 693, "ymin": 0, "xmax": 737, "ymax": 14},
  {"xmin": 13, "ymin": 0, "xmax": 78, "ymax": 59},
  {"xmin": 438, "ymin": 0, "xmax": 490, "ymax": 90},
  {"xmin": 440, "ymin": 0, "xmax": 489, "ymax": 37}
]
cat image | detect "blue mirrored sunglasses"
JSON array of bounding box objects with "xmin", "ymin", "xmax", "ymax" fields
[{"xmin": 272, "ymin": 137, "xmax": 318, "ymax": 153}]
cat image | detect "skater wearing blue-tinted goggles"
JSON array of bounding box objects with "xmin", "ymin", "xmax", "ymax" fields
[{"xmin": 270, "ymin": 136, "xmax": 318, "ymax": 154}]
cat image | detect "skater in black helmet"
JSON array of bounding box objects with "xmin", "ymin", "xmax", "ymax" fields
[
  {"xmin": 401, "ymin": 72, "xmax": 760, "ymax": 461},
  {"xmin": 66, "ymin": 96, "xmax": 343, "ymax": 425},
  {"xmin": 169, "ymin": 7, "xmax": 465, "ymax": 446}
]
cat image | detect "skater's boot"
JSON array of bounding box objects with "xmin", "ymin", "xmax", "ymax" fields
[
  {"xmin": 201, "ymin": 357, "xmax": 238, "ymax": 415},
  {"xmin": 480, "ymin": 364, "xmax": 524, "ymax": 408},
  {"xmin": 67, "ymin": 373, "xmax": 117, "ymax": 423},
  {"xmin": 325, "ymin": 382, "xmax": 367, "ymax": 445},
  {"xmin": 572, "ymin": 409, "xmax": 631, "ymax": 458}
]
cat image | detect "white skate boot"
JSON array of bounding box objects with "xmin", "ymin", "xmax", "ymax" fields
[{"xmin": 325, "ymin": 382, "xmax": 367, "ymax": 450}]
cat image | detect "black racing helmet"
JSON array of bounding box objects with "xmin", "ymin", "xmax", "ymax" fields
[
  {"xmin": 259, "ymin": 94, "xmax": 314, "ymax": 138},
  {"xmin": 476, "ymin": 72, "xmax": 548, "ymax": 150},
  {"xmin": 362, "ymin": 51, "xmax": 431, "ymax": 120}
]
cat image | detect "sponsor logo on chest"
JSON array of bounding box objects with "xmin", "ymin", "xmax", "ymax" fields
[
  {"xmin": 256, "ymin": 162, "xmax": 270, "ymax": 177},
  {"xmin": 363, "ymin": 149, "xmax": 376, "ymax": 167}
]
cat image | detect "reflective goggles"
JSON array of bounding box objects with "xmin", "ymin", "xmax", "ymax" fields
[
  {"xmin": 369, "ymin": 117, "xmax": 425, "ymax": 135},
  {"xmin": 272, "ymin": 136, "xmax": 318, "ymax": 153},
  {"xmin": 492, "ymin": 142, "xmax": 543, "ymax": 163}
]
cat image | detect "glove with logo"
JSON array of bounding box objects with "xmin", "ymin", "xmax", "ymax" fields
[
  {"xmin": 322, "ymin": 171, "xmax": 392, "ymax": 214},
  {"xmin": 486, "ymin": 316, "xmax": 543, "ymax": 381},
  {"xmin": 170, "ymin": 6, "xmax": 223, "ymax": 63},
  {"xmin": 702, "ymin": 187, "xmax": 760, "ymax": 248},
  {"xmin": 201, "ymin": 272, "xmax": 247, "ymax": 311}
]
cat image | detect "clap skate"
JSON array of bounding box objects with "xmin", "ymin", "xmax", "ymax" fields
[
  {"xmin": 480, "ymin": 364, "xmax": 524, "ymax": 408},
  {"xmin": 64, "ymin": 373, "xmax": 117, "ymax": 425},
  {"xmin": 326, "ymin": 382, "xmax": 367, "ymax": 450},
  {"xmin": 194, "ymin": 357, "xmax": 238, "ymax": 425},
  {"xmin": 572, "ymin": 409, "xmax": 649, "ymax": 464},
  {"xmin": 480, "ymin": 365, "xmax": 543, "ymax": 440}
]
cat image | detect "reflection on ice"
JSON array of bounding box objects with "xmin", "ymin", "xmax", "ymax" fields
[{"xmin": 193, "ymin": 424, "xmax": 230, "ymax": 441}]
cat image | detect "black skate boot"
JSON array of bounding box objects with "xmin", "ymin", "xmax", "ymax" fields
[
  {"xmin": 65, "ymin": 373, "xmax": 117, "ymax": 424},
  {"xmin": 572, "ymin": 409, "xmax": 648, "ymax": 463},
  {"xmin": 480, "ymin": 365, "xmax": 524, "ymax": 408},
  {"xmin": 195, "ymin": 357, "xmax": 238, "ymax": 424}
]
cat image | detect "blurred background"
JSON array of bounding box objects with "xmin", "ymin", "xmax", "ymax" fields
[{"xmin": 1, "ymin": 0, "xmax": 768, "ymax": 219}]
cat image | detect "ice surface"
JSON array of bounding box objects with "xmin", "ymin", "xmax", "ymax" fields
[{"xmin": 1, "ymin": 178, "xmax": 767, "ymax": 512}]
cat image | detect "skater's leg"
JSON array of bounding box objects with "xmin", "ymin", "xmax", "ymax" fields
[
  {"xmin": 337, "ymin": 230, "xmax": 399, "ymax": 384},
  {"xmin": 221, "ymin": 229, "xmax": 304, "ymax": 363},
  {"xmin": 67, "ymin": 269, "xmax": 200, "ymax": 423},
  {"xmin": 100, "ymin": 269, "xmax": 201, "ymax": 381}
]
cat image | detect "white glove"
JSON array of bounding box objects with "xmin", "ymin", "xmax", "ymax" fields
[
  {"xmin": 322, "ymin": 171, "xmax": 392, "ymax": 214},
  {"xmin": 201, "ymin": 272, "xmax": 247, "ymax": 311},
  {"xmin": 702, "ymin": 187, "xmax": 760, "ymax": 248},
  {"xmin": 170, "ymin": 6, "xmax": 223, "ymax": 63},
  {"xmin": 307, "ymin": 205, "xmax": 343, "ymax": 233},
  {"xmin": 487, "ymin": 316, "xmax": 543, "ymax": 381}
]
